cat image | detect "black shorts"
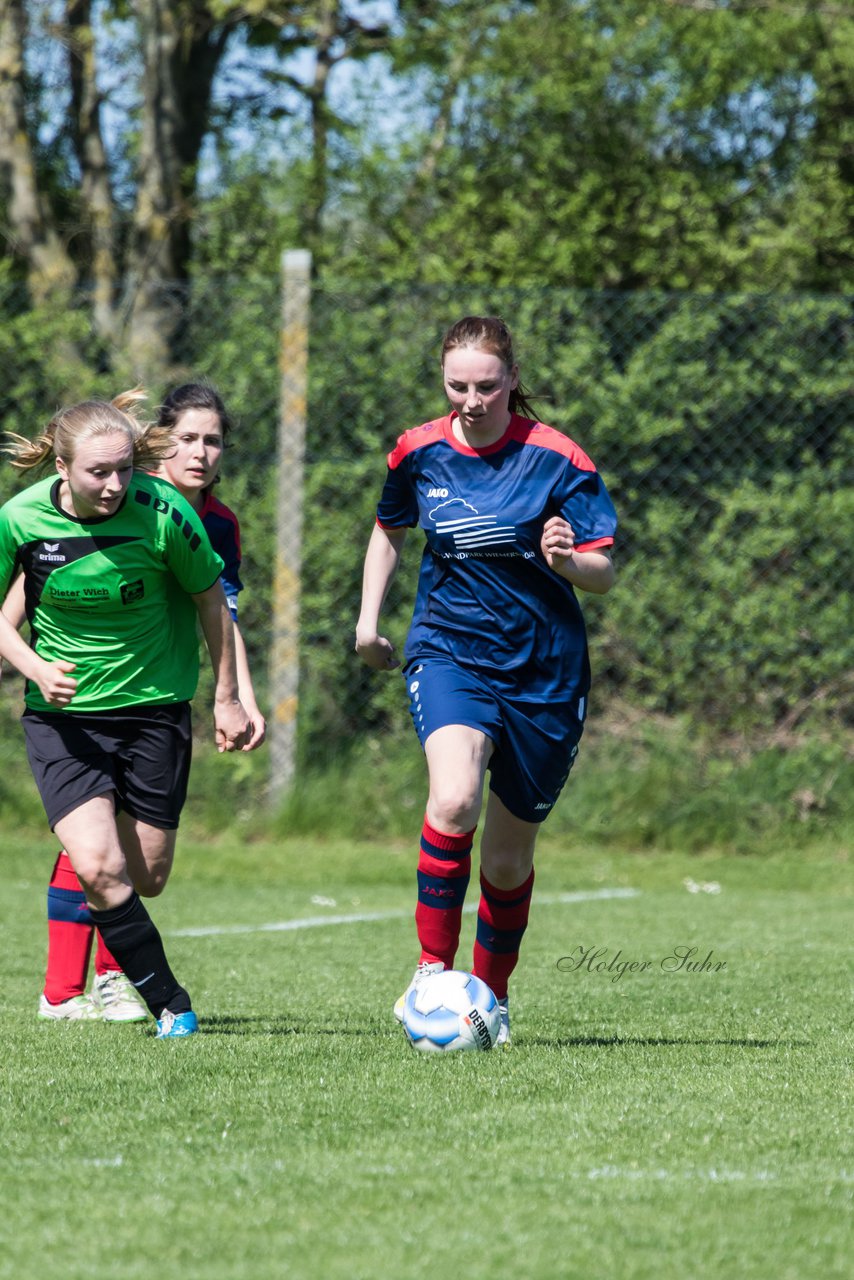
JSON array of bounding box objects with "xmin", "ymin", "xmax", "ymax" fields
[{"xmin": 22, "ymin": 703, "xmax": 193, "ymax": 831}]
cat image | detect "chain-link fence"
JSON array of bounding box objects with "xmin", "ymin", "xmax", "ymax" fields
[{"xmin": 1, "ymin": 276, "xmax": 851, "ymax": 780}]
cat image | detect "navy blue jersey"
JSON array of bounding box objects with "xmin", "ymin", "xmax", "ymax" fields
[
  {"xmin": 198, "ymin": 491, "xmax": 243, "ymax": 621},
  {"xmin": 377, "ymin": 413, "xmax": 617, "ymax": 701}
]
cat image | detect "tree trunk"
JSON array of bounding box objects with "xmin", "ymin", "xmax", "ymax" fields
[
  {"xmin": 0, "ymin": 0, "xmax": 76, "ymax": 302},
  {"xmin": 123, "ymin": 0, "xmax": 186, "ymax": 379},
  {"xmin": 66, "ymin": 0, "xmax": 118, "ymax": 344},
  {"xmin": 123, "ymin": 0, "xmax": 231, "ymax": 382}
]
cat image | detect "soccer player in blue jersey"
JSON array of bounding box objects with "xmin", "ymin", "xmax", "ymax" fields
[
  {"xmin": 2, "ymin": 384, "xmax": 266, "ymax": 1023},
  {"xmin": 0, "ymin": 390, "xmax": 252, "ymax": 1037},
  {"xmin": 355, "ymin": 316, "xmax": 617, "ymax": 1047}
]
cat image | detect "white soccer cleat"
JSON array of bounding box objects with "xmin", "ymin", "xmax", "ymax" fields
[
  {"xmin": 38, "ymin": 993, "xmax": 101, "ymax": 1022},
  {"xmin": 91, "ymin": 971, "xmax": 149, "ymax": 1023},
  {"xmin": 393, "ymin": 960, "xmax": 445, "ymax": 1022},
  {"xmin": 496, "ymin": 997, "xmax": 511, "ymax": 1048}
]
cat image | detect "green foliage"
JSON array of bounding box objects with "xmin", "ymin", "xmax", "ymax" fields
[
  {"xmin": 338, "ymin": 0, "xmax": 854, "ymax": 291},
  {"xmin": 1, "ymin": 282, "xmax": 849, "ymax": 747}
]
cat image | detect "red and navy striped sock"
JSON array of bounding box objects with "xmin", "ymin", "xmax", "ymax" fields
[
  {"xmin": 44, "ymin": 851, "xmax": 94, "ymax": 1004},
  {"xmin": 472, "ymin": 868, "xmax": 535, "ymax": 1000},
  {"xmin": 414, "ymin": 818, "xmax": 475, "ymax": 970}
]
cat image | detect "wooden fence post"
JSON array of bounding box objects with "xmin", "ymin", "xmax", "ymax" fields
[{"xmin": 269, "ymin": 248, "xmax": 311, "ymax": 801}]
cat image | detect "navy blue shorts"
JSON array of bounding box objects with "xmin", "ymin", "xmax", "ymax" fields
[
  {"xmin": 403, "ymin": 658, "xmax": 585, "ymax": 824},
  {"xmin": 22, "ymin": 703, "xmax": 192, "ymax": 831}
]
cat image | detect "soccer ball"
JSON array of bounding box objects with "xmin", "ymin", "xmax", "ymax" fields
[{"xmin": 402, "ymin": 969, "xmax": 501, "ymax": 1053}]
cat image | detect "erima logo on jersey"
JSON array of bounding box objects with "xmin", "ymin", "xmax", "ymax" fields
[{"xmin": 39, "ymin": 542, "xmax": 66, "ymax": 563}]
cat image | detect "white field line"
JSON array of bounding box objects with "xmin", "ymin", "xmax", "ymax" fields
[
  {"xmin": 168, "ymin": 887, "xmax": 640, "ymax": 939},
  {"xmin": 581, "ymin": 1166, "xmax": 854, "ymax": 1185}
]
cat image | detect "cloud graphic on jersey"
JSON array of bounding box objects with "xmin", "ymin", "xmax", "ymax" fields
[
  {"xmin": 428, "ymin": 497, "xmax": 478, "ymax": 522},
  {"xmin": 430, "ymin": 497, "xmax": 518, "ymax": 552}
]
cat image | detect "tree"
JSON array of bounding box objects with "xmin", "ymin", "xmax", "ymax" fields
[
  {"xmin": 0, "ymin": 0, "xmax": 392, "ymax": 377},
  {"xmin": 332, "ymin": 0, "xmax": 853, "ymax": 290}
]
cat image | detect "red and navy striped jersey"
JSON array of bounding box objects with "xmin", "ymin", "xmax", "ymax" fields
[
  {"xmin": 198, "ymin": 491, "xmax": 243, "ymax": 621},
  {"xmin": 376, "ymin": 413, "xmax": 617, "ymax": 699}
]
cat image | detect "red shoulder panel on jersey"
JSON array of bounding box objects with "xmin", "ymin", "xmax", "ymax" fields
[
  {"xmin": 387, "ymin": 418, "xmax": 449, "ymax": 469},
  {"xmin": 198, "ymin": 490, "xmax": 242, "ymax": 554},
  {"xmin": 511, "ymin": 418, "xmax": 597, "ymax": 471}
]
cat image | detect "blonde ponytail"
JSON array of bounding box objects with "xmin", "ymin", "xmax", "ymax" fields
[{"xmin": 3, "ymin": 388, "xmax": 174, "ymax": 473}]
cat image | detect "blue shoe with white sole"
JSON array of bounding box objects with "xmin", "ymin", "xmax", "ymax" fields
[{"xmin": 155, "ymin": 1009, "xmax": 198, "ymax": 1039}]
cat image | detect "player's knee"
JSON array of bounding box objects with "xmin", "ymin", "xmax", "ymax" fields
[
  {"xmin": 134, "ymin": 871, "xmax": 168, "ymax": 898},
  {"xmin": 428, "ymin": 785, "xmax": 482, "ymax": 833},
  {"xmin": 482, "ymin": 849, "xmax": 531, "ymax": 889}
]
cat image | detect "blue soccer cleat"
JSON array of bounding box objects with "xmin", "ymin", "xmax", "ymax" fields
[{"xmin": 155, "ymin": 1009, "xmax": 199, "ymax": 1039}]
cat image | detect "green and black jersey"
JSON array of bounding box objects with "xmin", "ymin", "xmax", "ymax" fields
[{"xmin": 0, "ymin": 472, "xmax": 224, "ymax": 712}]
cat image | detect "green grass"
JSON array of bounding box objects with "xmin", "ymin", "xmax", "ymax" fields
[{"xmin": 2, "ymin": 834, "xmax": 852, "ymax": 1280}]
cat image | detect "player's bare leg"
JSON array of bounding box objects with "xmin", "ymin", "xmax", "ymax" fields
[{"xmin": 54, "ymin": 797, "xmax": 195, "ymax": 1035}]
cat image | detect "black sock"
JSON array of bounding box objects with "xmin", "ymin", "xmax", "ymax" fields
[{"xmin": 89, "ymin": 892, "xmax": 191, "ymax": 1019}]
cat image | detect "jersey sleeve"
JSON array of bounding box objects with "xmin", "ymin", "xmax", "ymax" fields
[
  {"xmin": 162, "ymin": 493, "xmax": 225, "ymax": 594},
  {"xmin": 555, "ymin": 464, "xmax": 617, "ymax": 552},
  {"xmin": 376, "ymin": 450, "xmax": 419, "ymax": 529},
  {"xmin": 202, "ymin": 502, "xmax": 243, "ymax": 620},
  {"xmin": 218, "ymin": 554, "xmax": 242, "ymax": 622},
  {"xmin": 0, "ymin": 508, "xmax": 18, "ymax": 600}
]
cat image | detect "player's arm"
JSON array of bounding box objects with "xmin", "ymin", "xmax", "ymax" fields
[
  {"xmin": 0, "ymin": 573, "xmax": 26, "ymax": 684},
  {"xmin": 233, "ymin": 621, "xmax": 266, "ymax": 749},
  {"xmin": 355, "ymin": 523, "xmax": 408, "ymax": 670},
  {"xmin": 191, "ymin": 580, "xmax": 252, "ymax": 752},
  {"xmin": 0, "ymin": 608, "xmax": 77, "ymax": 705},
  {"xmin": 2, "ymin": 572, "xmax": 26, "ymax": 629},
  {"xmin": 541, "ymin": 517, "xmax": 615, "ymax": 595}
]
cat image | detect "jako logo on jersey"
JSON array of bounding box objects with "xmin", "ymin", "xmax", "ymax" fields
[
  {"xmin": 39, "ymin": 542, "xmax": 66, "ymax": 563},
  {"xmin": 426, "ymin": 487, "xmax": 449, "ymax": 498}
]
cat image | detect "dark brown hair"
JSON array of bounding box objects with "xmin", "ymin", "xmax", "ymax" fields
[{"xmin": 157, "ymin": 383, "xmax": 233, "ymax": 442}]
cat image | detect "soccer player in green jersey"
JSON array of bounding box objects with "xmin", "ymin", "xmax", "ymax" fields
[{"xmin": 0, "ymin": 390, "xmax": 251, "ymax": 1037}]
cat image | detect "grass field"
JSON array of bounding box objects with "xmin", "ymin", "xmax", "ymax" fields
[{"xmin": 2, "ymin": 832, "xmax": 852, "ymax": 1280}]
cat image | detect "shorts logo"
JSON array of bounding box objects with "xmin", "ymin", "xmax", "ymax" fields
[{"xmin": 120, "ymin": 580, "xmax": 144, "ymax": 604}]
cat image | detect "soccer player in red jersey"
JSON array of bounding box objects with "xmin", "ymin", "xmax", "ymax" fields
[{"xmin": 355, "ymin": 317, "xmax": 617, "ymax": 1046}]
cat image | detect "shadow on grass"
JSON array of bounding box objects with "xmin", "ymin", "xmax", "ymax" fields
[
  {"xmin": 197, "ymin": 1016, "xmax": 808, "ymax": 1049},
  {"xmin": 197, "ymin": 1013, "xmax": 390, "ymax": 1037},
  {"xmin": 525, "ymin": 1034, "xmax": 810, "ymax": 1049}
]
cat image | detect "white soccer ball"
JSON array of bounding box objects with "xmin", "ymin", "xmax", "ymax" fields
[{"xmin": 402, "ymin": 969, "xmax": 501, "ymax": 1053}]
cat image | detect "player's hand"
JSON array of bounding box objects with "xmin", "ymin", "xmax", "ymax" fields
[
  {"xmin": 35, "ymin": 660, "xmax": 77, "ymax": 707},
  {"xmin": 214, "ymin": 696, "xmax": 252, "ymax": 753},
  {"xmin": 541, "ymin": 516, "xmax": 576, "ymax": 572},
  {"xmin": 241, "ymin": 704, "xmax": 267, "ymax": 751},
  {"xmin": 354, "ymin": 632, "xmax": 400, "ymax": 671}
]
